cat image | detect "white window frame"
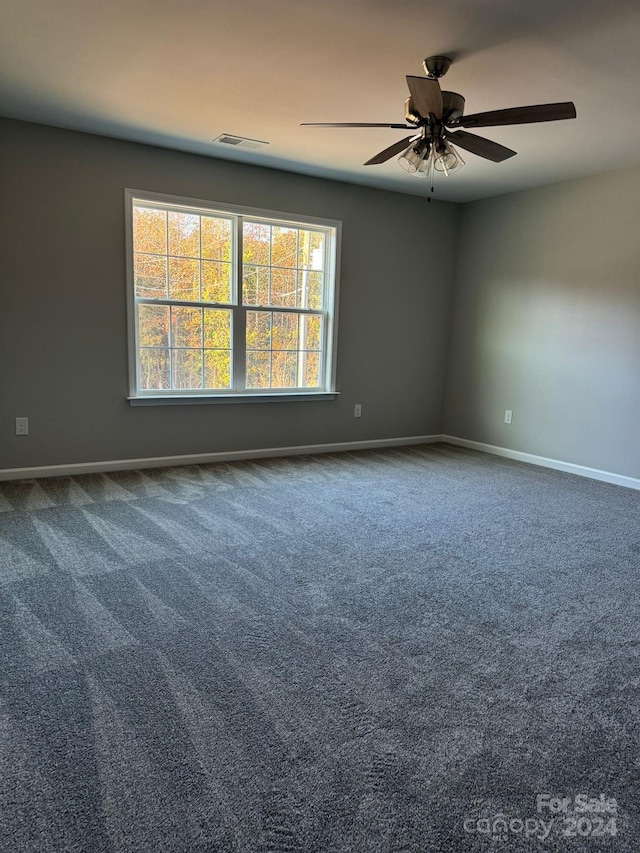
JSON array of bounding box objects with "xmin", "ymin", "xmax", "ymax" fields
[{"xmin": 125, "ymin": 189, "xmax": 341, "ymax": 405}]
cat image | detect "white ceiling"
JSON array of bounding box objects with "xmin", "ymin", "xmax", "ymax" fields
[{"xmin": 2, "ymin": 0, "xmax": 640, "ymax": 202}]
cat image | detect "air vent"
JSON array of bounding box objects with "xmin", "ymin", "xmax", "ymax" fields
[{"xmin": 213, "ymin": 134, "xmax": 268, "ymax": 150}]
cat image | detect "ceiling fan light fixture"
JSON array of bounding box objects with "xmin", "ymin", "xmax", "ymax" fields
[
  {"xmin": 398, "ymin": 142, "xmax": 428, "ymax": 174},
  {"xmin": 398, "ymin": 138, "xmax": 465, "ymax": 179},
  {"xmin": 433, "ymin": 139, "xmax": 465, "ymax": 175},
  {"xmin": 416, "ymin": 154, "xmax": 431, "ymax": 175}
]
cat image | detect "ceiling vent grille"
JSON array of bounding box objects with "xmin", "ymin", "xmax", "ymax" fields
[{"xmin": 213, "ymin": 134, "xmax": 268, "ymax": 150}]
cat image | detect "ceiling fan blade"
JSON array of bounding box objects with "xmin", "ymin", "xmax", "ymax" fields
[
  {"xmin": 364, "ymin": 135, "xmax": 417, "ymax": 166},
  {"xmin": 406, "ymin": 76, "xmax": 443, "ymax": 120},
  {"xmin": 457, "ymin": 101, "xmax": 576, "ymax": 128},
  {"xmin": 301, "ymin": 122, "xmax": 413, "ymax": 128},
  {"xmin": 445, "ymin": 130, "xmax": 517, "ymax": 162}
]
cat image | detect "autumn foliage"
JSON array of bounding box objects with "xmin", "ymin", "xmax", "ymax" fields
[{"xmin": 133, "ymin": 204, "xmax": 327, "ymax": 391}]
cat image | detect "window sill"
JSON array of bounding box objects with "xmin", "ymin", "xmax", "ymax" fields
[{"xmin": 128, "ymin": 392, "xmax": 339, "ymax": 406}]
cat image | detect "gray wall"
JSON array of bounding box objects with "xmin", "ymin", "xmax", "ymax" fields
[
  {"xmin": 444, "ymin": 166, "xmax": 640, "ymax": 479},
  {"xmin": 0, "ymin": 118, "xmax": 460, "ymax": 470},
  {"xmin": 3, "ymin": 117, "xmax": 638, "ymax": 479}
]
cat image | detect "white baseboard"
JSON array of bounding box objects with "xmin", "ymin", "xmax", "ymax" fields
[
  {"xmin": 442, "ymin": 435, "xmax": 640, "ymax": 491},
  {"xmin": 3, "ymin": 434, "xmax": 637, "ymax": 490},
  {"xmin": 0, "ymin": 434, "xmax": 443, "ymax": 481}
]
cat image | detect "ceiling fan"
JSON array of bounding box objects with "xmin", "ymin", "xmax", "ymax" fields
[{"xmin": 302, "ymin": 56, "xmax": 576, "ymax": 184}]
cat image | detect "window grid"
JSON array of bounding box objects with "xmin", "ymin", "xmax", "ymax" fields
[
  {"xmin": 245, "ymin": 309, "xmax": 324, "ymax": 390},
  {"xmin": 129, "ymin": 194, "xmax": 337, "ymax": 397},
  {"xmin": 137, "ymin": 304, "xmax": 233, "ymax": 392}
]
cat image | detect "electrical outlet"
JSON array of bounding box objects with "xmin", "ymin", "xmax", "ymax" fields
[
  {"xmin": 354, "ymin": 404, "xmax": 362, "ymax": 418},
  {"xmin": 504, "ymin": 410, "xmax": 513, "ymax": 424},
  {"xmin": 16, "ymin": 417, "xmax": 29, "ymax": 436}
]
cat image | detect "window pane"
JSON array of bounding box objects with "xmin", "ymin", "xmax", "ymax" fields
[
  {"xmin": 201, "ymin": 216, "xmax": 232, "ymax": 261},
  {"xmin": 271, "ymin": 226, "xmax": 297, "ymax": 268},
  {"xmin": 204, "ymin": 350, "xmax": 231, "ymax": 389},
  {"xmin": 297, "ymin": 229, "xmax": 325, "ymax": 269},
  {"xmin": 169, "ymin": 258, "xmax": 200, "ymax": 301},
  {"xmin": 172, "ymin": 349, "xmax": 202, "ymax": 389},
  {"xmin": 298, "ymin": 270, "xmax": 324, "ymax": 310},
  {"xmin": 243, "ymin": 222, "xmax": 270, "ymax": 266},
  {"xmin": 303, "ymin": 352, "xmax": 320, "ymax": 388},
  {"xmin": 139, "ymin": 304, "xmax": 169, "ymax": 348},
  {"xmin": 140, "ymin": 348, "xmax": 170, "ymax": 390},
  {"xmin": 168, "ymin": 211, "xmax": 200, "ymax": 258},
  {"xmin": 244, "ymin": 311, "xmax": 322, "ymax": 390},
  {"xmin": 131, "ymin": 197, "xmax": 335, "ymax": 398},
  {"xmin": 270, "ymin": 269, "xmax": 297, "ymax": 307},
  {"xmin": 300, "ymin": 314, "xmax": 321, "ymax": 351},
  {"xmin": 243, "ymin": 265, "xmax": 270, "ymax": 306},
  {"xmin": 271, "ymin": 351, "xmax": 297, "ymax": 388},
  {"xmin": 272, "ymin": 312, "xmax": 298, "ymax": 351},
  {"xmin": 203, "ymin": 309, "xmax": 231, "ymax": 349},
  {"xmin": 246, "ymin": 311, "xmax": 271, "ymax": 350},
  {"xmin": 246, "ymin": 351, "xmax": 271, "ymax": 389},
  {"xmin": 134, "ymin": 207, "xmax": 167, "ymax": 255},
  {"xmin": 202, "ymin": 261, "xmax": 232, "ymax": 303},
  {"xmin": 171, "ymin": 306, "xmax": 202, "ymax": 348},
  {"xmin": 135, "ymin": 255, "xmax": 167, "ymax": 298}
]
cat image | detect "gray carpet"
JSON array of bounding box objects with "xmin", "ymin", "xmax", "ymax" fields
[{"xmin": 0, "ymin": 443, "xmax": 638, "ymax": 852}]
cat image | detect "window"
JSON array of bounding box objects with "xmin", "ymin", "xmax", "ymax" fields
[{"xmin": 125, "ymin": 190, "xmax": 340, "ymax": 401}]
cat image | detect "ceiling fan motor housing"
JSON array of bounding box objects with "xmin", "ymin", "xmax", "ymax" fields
[
  {"xmin": 442, "ymin": 91, "xmax": 465, "ymax": 124},
  {"xmin": 405, "ymin": 91, "xmax": 465, "ymax": 127}
]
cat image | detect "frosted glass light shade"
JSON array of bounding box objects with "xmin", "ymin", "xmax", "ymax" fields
[{"xmin": 433, "ymin": 140, "xmax": 465, "ymax": 175}]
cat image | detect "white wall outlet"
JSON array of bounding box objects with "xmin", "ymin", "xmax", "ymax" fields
[
  {"xmin": 16, "ymin": 417, "xmax": 29, "ymax": 435},
  {"xmin": 354, "ymin": 404, "xmax": 362, "ymax": 418},
  {"xmin": 504, "ymin": 409, "xmax": 513, "ymax": 424}
]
